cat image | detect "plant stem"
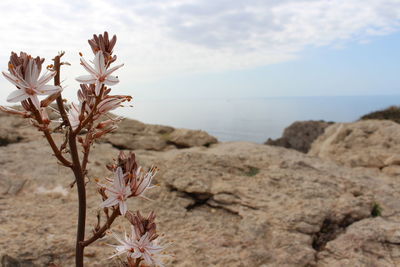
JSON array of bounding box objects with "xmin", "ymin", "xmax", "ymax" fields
[
  {"xmin": 81, "ymin": 208, "xmax": 120, "ymax": 247},
  {"xmin": 52, "ymin": 54, "xmax": 87, "ymax": 267},
  {"xmin": 53, "ymin": 54, "xmax": 70, "ymax": 128},
  {"xmin": 28, "ymin": 99, "xmax": 72, "ymax": 168},
  {"xmin": 69, "ymin": 132, "xmax": 86, "ymax": 267}
]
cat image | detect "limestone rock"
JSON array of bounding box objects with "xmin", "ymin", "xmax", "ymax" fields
[
  {"xmin": 309, "ymin": 120, "xmax": 400, "ymax": 170},
  {"xmin": 102, "ymin": 118, "xmax": 218, "ymax": 150},
  {"xmin": 0, "ymin": 113, "xmax": 39, "ymax": 146},
  {"xmin": 101, "ymin": 118, "xmax": 173, "ymax": 151},
  {"xmin": 266, "ymin": 120, "xmax": 332, "ymax": 153},
  {"xmin": 1, "ymin": 254, "xmax": 36, "ymax": 267},
  {"xmin": 167, "ymin": 128, "xmax": 218, "ymax": 148},
  {"xmin": 105, "ymin": 133, "xmax": 169, "ymax": 151},
  {"xmin": 360, "ymin": 105, "xmax": 400, "ymax": 124}
]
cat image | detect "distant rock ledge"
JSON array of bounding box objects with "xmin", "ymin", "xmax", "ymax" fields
[
  {"xmin": 360, "ymin": 105, "xmax": 400, "ymax": 124},
  {"xmin": 100, "ymin": 118, "xmax": 218, "ymax": 151},
  {"xmin": 0, "ymin": 109, "xmax": 218, "ymax": 150},
  {"xmin": 265, "ymin": 120, "xmax": 333, "ymax": 153}
]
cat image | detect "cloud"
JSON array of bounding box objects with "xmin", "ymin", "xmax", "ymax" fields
[
  {"xmin": 155, "ymin": 0, "xmax": 400, "ymax": 49},
  {"xmin": 0, "ymin": 0, "xmax": 399, "ymax": 101}
]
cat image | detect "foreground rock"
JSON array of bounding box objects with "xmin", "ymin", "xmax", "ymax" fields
[
  {"xmin": 101, "ymin": 118, "xmax": 218, "ymax": 151},
  {"xmin": 265, "ymin": 120, "xmax": 332, "ymax": 153},
  {"xmin": 2, "ymin": 130, "xmax": 400, "ymax": 266},
  {"xmin": 309, "ymin": 120, "xmax": 400, "ymax": 175}
]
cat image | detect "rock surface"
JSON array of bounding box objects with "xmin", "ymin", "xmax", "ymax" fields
[
  {"xmin": 360, "ymin": 105, "xmax": 400, "ymax": 124},
  {"xmin": 309, "ymin": 120, "xmax": 400, "ymax": 175},
  {"xmin": 2, "ymin": 116, "xmax": 400, "ymax": 266},
  {"xmin": 265, "ymin": 120, "xmax": 332, "ymax": 153},
  {"xmin": 167, "ymin": 128, "xmax": 218, "ymax": 148},
  {"xmin": 101, "ymin": 118, "xmax": 217, "ymax": 151},
  {"xmin": 0, "ymin": 111, "xmax": 39, "ymax": 146}
]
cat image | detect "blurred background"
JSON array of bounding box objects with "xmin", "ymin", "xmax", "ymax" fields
[{"xmin": 0, "ymin": 0, "xmax": 399, "ymax": 142}]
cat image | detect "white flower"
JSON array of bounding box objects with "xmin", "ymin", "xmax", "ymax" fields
[
  {"xmin": 2, "ymin": 60, "xmax": 62, "ymax": 110},
  {"xmin": 130, "ymin": 166, "xmax": 157, "ymax": 200},
  {"xmin": 97, "ymin": 97, "xmax": 125, "ymax": 114},
  {"xmin": 76, "ymin": 51, "xmax": 124, "ymax": 96},
  {"xmin": 130, "ymin": 232, "xmax": 165, "ymax": 267},
  {"xmin": 67, "ymin": 103, "xmax": 81, "ymax": 130},
  {"xmin": 110, "ymin": 227, "xmax": 165, "ymax": 267},
  {"xmin": 100, "ymin": 167, "xmax": 131, "ymax": 215}
]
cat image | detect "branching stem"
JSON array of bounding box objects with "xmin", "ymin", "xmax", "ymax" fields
[{"xmin": 81, "ymin": 209, "xmax": 120, "ymax": 247}]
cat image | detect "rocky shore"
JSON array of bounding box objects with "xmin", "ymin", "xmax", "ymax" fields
[{"xmin": 2, "ymin": 111, "xmax": 400, "ymax": 266}]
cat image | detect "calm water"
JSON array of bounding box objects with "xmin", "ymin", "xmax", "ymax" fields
[{"xmin": 116, "ymin": 95, "xmax": 400, "ymax": 143}]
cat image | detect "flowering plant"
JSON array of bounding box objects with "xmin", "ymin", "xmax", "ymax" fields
[{"xmin": 1, "ymin": 32, "xmax": 167, "ymax": 267}]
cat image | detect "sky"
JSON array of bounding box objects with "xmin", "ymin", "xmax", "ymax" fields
[{"xmin": 0, "ymin": 0, "xmax": 400, "ymax": 104}]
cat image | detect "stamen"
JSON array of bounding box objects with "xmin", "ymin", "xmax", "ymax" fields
[{"xmin": 26, "ymin": 88, "xmax": 35, "ymax": 95}]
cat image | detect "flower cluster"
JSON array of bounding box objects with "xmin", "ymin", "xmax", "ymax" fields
[
  {"xmin": 111, "ymin": 211, "xmax": 167, "ymax": 267},
  {"xmin": 76, "ymin": 50, "xmax": 123, "ymax": 96},
  {"xmin": 99, "ymin": 151, "xmax": 157, "ymax": 215},
  {"xmin": 99, "ymin": 151, "xmax": 166, "ymax": 266},
  {"xmin": 1, "ymin": 52, "xmax": 62, "ymax": 120},
  {"xmin": 70, "ymin": 33, "xmax": 130, "ymax": 136}
]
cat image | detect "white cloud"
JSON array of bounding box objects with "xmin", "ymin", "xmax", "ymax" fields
[{"xmin": 0, "ymin": 0, "xmax": 399, "ymax": 101}]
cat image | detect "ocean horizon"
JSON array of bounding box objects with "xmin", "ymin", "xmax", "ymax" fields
[{"xmin": 116, "ymin": 95, "xmax": 400, "ymax": 144}]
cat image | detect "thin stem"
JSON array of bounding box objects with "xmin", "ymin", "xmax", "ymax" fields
[
  {"xmin": 74, "ymin": 86, "xmax": 104, "ymax": 134},
  {"xmin": 69, "ymin": 132, "xmax": 86, "ymax": 267},
  {"xmin": 81, "ymin": 208, "xmax": 120, "ymax": 247},
  {"xmin": 51, "ymin": 53, "xmax": 86, "ymax": 267},
  {"xmin": 28, "ymin": 99, "xmax": 72, "ymax": 167},
  {"xmin": 134, "ymin": 258, "xmax": 142, "ymax": 267},
  {"xmin": 81, "ymin": 135, "xmax": 92, "ymax": 173},
  {"xmin": 53, "ymin": 54, "xmax": 71, "ymax": 128}
]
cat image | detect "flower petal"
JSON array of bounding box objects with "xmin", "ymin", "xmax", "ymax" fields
[
  {"xmin": 100, "ymin": 196, "xmax": 119, "ymax": 208},
  {"xmin": 30, "ymin": 95, "xmax": 41, "ymax": 110},
  {"xmin": 94, "ymin": 51, "xmax": 106, "ymax": 74},
  {"xmin": 6, "ymin": 89, "xmax": 29, "ymax": 103},
  {"xmin": 36, "ymin": 85, "xmax": 62, "ymax": 95},
  {"xmin": 119, "ymin": 201, "xmax": 127, "ymax": 216},
  {"xmin": 80, "ymin": 57, "xmax": 97, "ymax": 76},
  {"xmin": 37, "ymin": 71, "xmax": 57, "ymax": 87},
  {"xmin": 112, "ymin": 232, "xmax": 131, "ymax": 247},
  {"xmin": 2, "ymin": 71, "xmax": 28, "ymax": 89},
  {"xmin": 108, "ymin": 247, "xmax": 129, "ymax": 259},
  {"xmin": 130, "ymin": 250, "xmax": 142, "ymax": 259},
  {"xmin": 147, "ymin": 245, "xmax": 164, "ymax": 253},
  {"xmin": 76, "ymin": 75, "xmax": 97, "ymax": 84},
  {"xmin": 24, "ymin": 60, "xmax": 33, "ymax": 85},
  {"xmin": 95, "ymin": 80, "xmax": 102, "ymax": 96},
  {"xmin": 104, "ymin": 75, "xmax": 119, "ymax": 86},
  {"xmin": 124, "ymin": 186, "xmax": 132, "ymax": 196},
  {"xmin": 104, "ymin": 64, "xmax": 124, "ymax": 76},
  {"xmin": 31, "ymin": 62, "xmax": 40, "ymax": 82},
  {"xmin": 113, "ymin": 167, "xmax": 125, "ymax": 191}
]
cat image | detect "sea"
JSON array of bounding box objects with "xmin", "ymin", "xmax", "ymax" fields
[{"xmin": 116, "ymin": 95, "xmax": 400, "ymax": 144}]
